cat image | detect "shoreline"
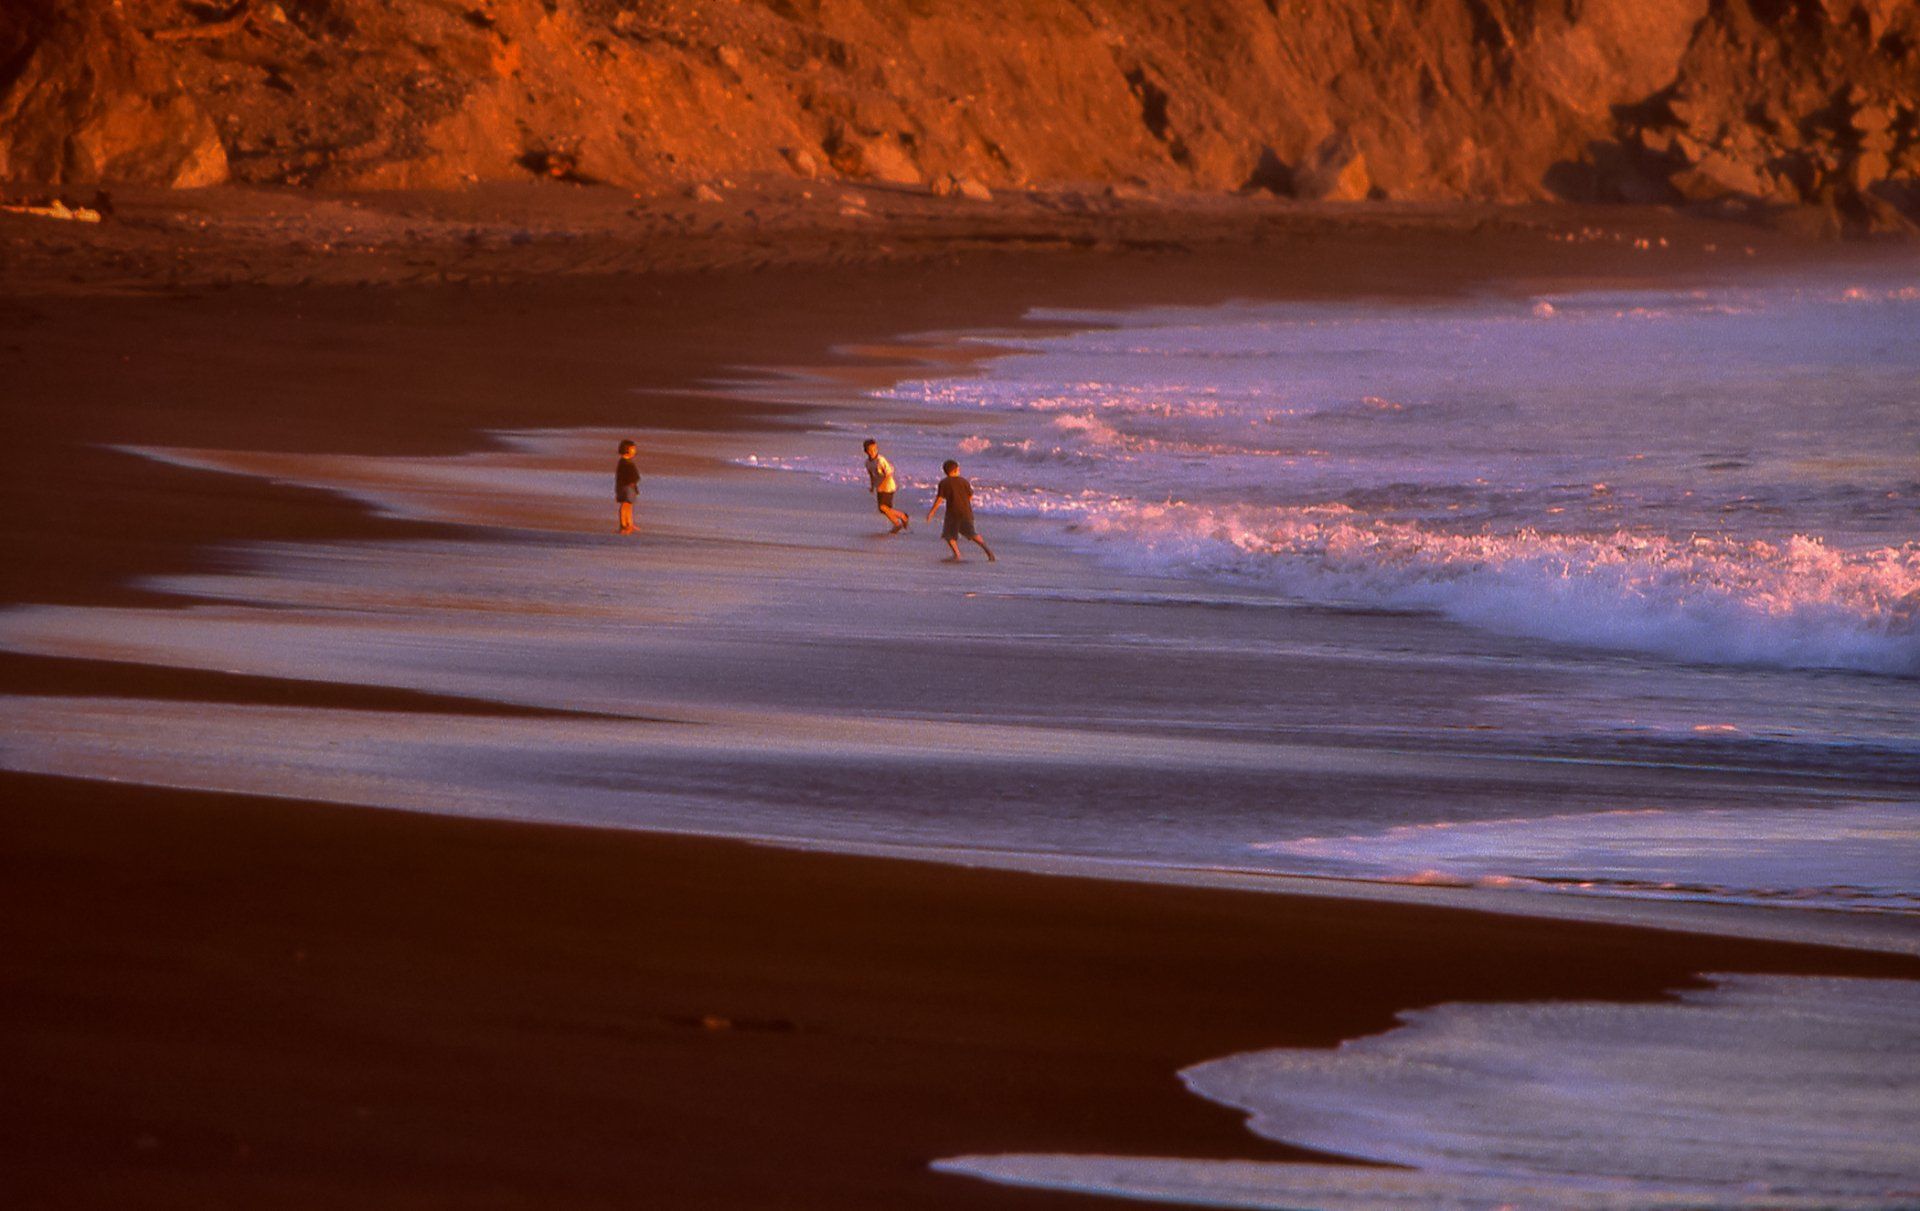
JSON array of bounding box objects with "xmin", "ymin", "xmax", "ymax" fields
[
  {"xmin": 8, "ymin": 181, "xmax": 1897, "ymax": 299},
  {"xmin": 10, "ymin": 376, "xmax": 1914, "ymax": 960},
  {"xmin": 5, "ymin": 207, "xmax": 1917, "ymax": 1206},
  {"xmin": 6, "ymin": 769, "xmax": 1912, "ymax": 1210},
  {"xmin": 23, "ymin": 389, "xmax": 1916, "ymax": 957}
]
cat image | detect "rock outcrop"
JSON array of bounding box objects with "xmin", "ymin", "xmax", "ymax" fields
[
  {"xmin": 1291, "ymin": 133, "xmax": 1373, "ymax": 202},
  {"xmin": 1, "ymin": 0, "xmax": 1913, "ymax": 232},
  {"xmin": 0, "ymin": 2, "xmax": 228, "ymax": 188},
  {"xmin": 1586, "ymin": 0, "xmax": 1920, "ymax": 233}
]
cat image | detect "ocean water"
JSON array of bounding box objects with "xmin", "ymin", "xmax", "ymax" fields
[{"xmin": 860, "ymin": 279, "xmax": 1920, "ymax": 677}]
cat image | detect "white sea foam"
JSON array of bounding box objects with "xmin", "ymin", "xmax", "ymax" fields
[
  {"xmin": 1253, "ymin": 803, "xmax": 1920, "ymax": 913},
  {"xmin": 1057, "ymin": 505, "xmax": 1920, "ymax": 675},
  {"xmin": 937, "ymin": 974, "xmax": 1920, "ymax": 1210}
]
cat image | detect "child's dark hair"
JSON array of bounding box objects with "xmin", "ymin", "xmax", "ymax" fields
[
  {"xmin": 942, "ymin": 459, "xmax": 959, "ymax": 474},
  {"xmin": 619, "ymin": 439, "xmax": 636, "ymax": 454},
  {"xmin": 863, "ymin": 438, "xmax": 877, "ymax": 451}
]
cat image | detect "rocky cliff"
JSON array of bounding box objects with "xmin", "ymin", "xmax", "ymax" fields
[{"xmin": 2, "ymin": 0, "xmax": 1914, "ymax": 231}]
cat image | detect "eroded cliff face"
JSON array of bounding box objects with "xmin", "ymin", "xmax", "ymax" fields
[
  {"xmin": 1, "ymin": 0, "xmax": 1914, "ymax": 231},
  {"xmin": 0, "ymin": 3, "xmax": 228, "ymax": 188},
  {"xmin": 1606, "ymin": 0, "xmax": 1920, "ymax": 234}
]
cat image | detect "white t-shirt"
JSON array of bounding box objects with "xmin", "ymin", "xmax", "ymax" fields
[{"xmin": 866, "ymin": 454, "xmax": 897, "ymax": 494}]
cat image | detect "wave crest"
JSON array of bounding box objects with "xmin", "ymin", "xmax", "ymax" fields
[{"xmin": 1069, "ymin": 505, "xmax": 1920, "ymax": 675}]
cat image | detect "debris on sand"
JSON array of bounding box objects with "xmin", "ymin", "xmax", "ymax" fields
[
  {"xmin": 1, "ymin": 196, "xmax": 105, "ymax": 223},
  {"xmin": 932, "ymin": 174, "xmax": 992, "ymax": 202}
]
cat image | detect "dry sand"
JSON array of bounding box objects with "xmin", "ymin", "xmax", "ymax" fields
[{"xmin": 3, "ymin": 189, "xmax": 1911, "ymax": 1208}]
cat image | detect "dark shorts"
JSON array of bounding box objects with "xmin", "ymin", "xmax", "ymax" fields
[
  {"xmin": 876, "ymin": 491, "xmax": 896, "ymax": 510},
  {"xmin": 616, "ymin": 485, "xmax": 639, "ymax": 504},
  {"xmin": 942, "ymin": 513, "xmax": 977, "ymax": 541}
]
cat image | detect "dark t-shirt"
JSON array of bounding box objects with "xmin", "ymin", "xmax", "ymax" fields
[
  {"xmin": 615, "ymin": 458, "xmax": 640, "ymax": 500},
  {"xmin": 935, "ymin": 474, "xmax": 974, "ymax": 520}
]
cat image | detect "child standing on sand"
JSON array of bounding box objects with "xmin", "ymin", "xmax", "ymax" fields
[
  {"xmin": 926, "ymin": 459, "xmax": 995, "ymax": 562},
  {"xmin": 614, "ymin": 439, "xmax": 640, "ymax": 534},
  {"xmin": 863, "ymin": 438, "xmax": 910, "ymax": 533}
]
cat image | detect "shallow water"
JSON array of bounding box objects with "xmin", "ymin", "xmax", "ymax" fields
[
  {"xmin": 756, "ymin": 267, "xmax": 1920, "ymax": 918},
  {"xmin": 2, "ymin": 274, "xmax": 1917, "ymax": 938}
]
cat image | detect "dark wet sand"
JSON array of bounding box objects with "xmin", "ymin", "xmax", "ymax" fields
[
  {"xmin": 4, "ymin": 771, "xmax": 1911, "ymax": 1211},
  {"xmin": 5, "ymin": 202, "xmax": 1912, "ymax": 1208}
]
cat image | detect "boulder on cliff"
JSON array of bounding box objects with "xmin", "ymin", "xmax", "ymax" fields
[
  {"xmin": 932, "ymin": 173, "xmax": 992, "ymax": 201},
  {"xmin": 0, "ymin": 2, "xmax": 228, "ymax": 188},
  {"xmin": 847, "ymin": 135, "xmax": 922, "ymax": 187},
  {"xmin": 1671, "ymin": 151, "xmax": 1770, "ymax": 202},
  {"xmin": 1292, "ymin": 133, "xmax": 1371, "ymax": 202}
]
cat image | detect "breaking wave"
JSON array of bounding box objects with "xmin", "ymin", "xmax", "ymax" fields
[{"xmin": 1060, "ymin": 504, "xmax": 1920, "ymax": 675}]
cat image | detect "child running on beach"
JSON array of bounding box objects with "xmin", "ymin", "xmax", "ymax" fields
[
  {"xmin": 863, "ymin": 438, "xmax": 910, "ymax": 533},
  {"xmin": 614, "ymin": 439, "xmax": 640, "ymax": 534},
  {"xmin": 927, "ymin": 459, "xmax": 995, "ymax": 562}
]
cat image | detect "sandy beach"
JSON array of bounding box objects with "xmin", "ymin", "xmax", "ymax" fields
[
  {"xmin": 4, "ymin": 190, "xmax": 1916, "ymax": 1208},
  {"xmin": 4, "ymin": 768, "xmax": 1910, "ymax": 1211}
]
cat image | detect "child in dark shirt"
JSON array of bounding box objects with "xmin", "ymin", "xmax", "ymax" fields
[
  {"xmin": 614, "ymin": 439, "xmax": 640, "ymax": 535},
  {"xmin": 926, "ymin": 459, "xmax": 996, "ymax": 562}
]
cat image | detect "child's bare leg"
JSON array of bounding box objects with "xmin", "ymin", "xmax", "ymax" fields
[
  {"xmin": 944, "ymin": 538, "xmax": 963, "ymax": 561},
  {"xmin": 618, "ymin": 502, "xmax": 633, "ymax": 534},
  {"xmin": 970, "ymin": 533, "xmax": 996, "ymax": 561}
]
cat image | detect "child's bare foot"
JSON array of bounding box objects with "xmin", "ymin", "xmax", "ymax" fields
[{"xmin": 985, "ymin": 551, "xmax": 997, "ymax": 562}]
